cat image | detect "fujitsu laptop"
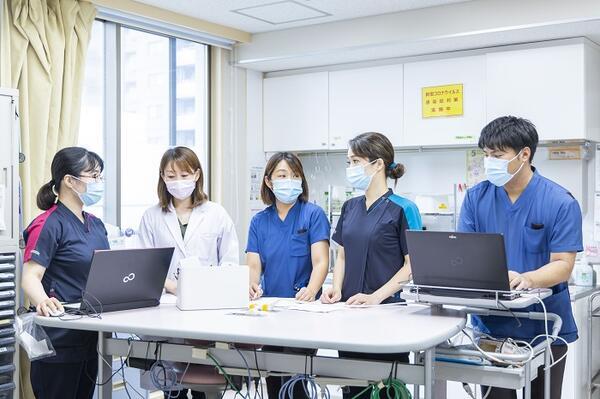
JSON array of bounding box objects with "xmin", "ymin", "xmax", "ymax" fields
[
  {"xmin": 67, "ymin": 247, "xmax": 174, "ymax": 313},
  {"xmin": 406, "ymin": 231, "xmax": 518, "ymax": 300}
]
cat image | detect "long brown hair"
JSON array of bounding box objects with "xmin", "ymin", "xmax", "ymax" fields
[
  {"xmin": 260, "ymin": 152, "xmax": 309, "ymax": 206},
  {"xmin": 157, "ymin": 147, "xmax": 208, "ymax": 212}
]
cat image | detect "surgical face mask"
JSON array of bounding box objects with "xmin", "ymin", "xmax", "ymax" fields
[
  {"xmin": 165, "ymin": 179, "xmax": 196, "ymax": 200},
  {"xmin": 484, "ymin": 150, "xmax": 525, "ymax": 187},
  {"xmin": 71, "ymin": 176, "xmax": 104, "ymax": 207},
  {"xmin": 272, "ymin": 178, "xmax": 303, "ymax": 204},
  {"xmin": 346, "ymin": 159, "xmax": 377, "ymax": 191}
]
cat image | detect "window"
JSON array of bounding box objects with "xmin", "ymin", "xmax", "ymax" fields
[
  {"xmin": 176, "ymin": 65, "xmax": 195, "ymax": 83},
  {"xmin": 78, "ymin": 21, "xmax": 210, "ymax": 231},
  {"xmin": 176, "ymin": 98, "xmax": 195, "ymax": 115},
  {"xmin": 78, "ymin": 20, "xmax": 105, "ymax": 219},
  {"xmin": 175, "ymin": 38, "xmax": 209, "ymax": 174},
  {"xmin": 176, "ymin": 129, "xmax": 195, "ymax": 146},
  {"xmin": 120, "ymin": 28, "xmax": 171, "ymax": 229}
]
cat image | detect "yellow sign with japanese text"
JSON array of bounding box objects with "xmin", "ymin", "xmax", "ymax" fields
[{"xmin": 422, "ymin": 84, "xmax": 463, "ymax": 118}]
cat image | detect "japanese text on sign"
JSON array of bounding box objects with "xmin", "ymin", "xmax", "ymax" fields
[{"xmin": 422, "ymin": 84, "xmax": 463, "ymax": 118}]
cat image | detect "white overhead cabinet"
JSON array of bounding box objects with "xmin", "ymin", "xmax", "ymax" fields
[
  {"xmin": 486, "ymin": 43, "xmax": 600, "ymax": 141},
  {"xmin": 262, "ymin": 40, "xmax": 600, "ymax": 152},
  {"xmin": 263, "ymin": 72, "xmax": 329, "ymax": 152},
  {"xmin": 403, "ymin": 55, "xmax": 487, "ymax": 146},
  {"xmin": 329, "ymin": 64, "xmax": 404, "ymax": 149}
]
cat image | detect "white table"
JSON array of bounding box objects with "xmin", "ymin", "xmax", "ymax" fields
[{"xmin": 36, "ymin": 301, "xmax": 466, "ymax": 399}]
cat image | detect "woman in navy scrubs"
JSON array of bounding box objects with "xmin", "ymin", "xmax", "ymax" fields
[
  {"xmin": 320, "ymin": 132, "xmax": 421, "ymax": 399},
  {"xmin": 246, "ymin": 152, "xmax": 330, "ymax": 398},
  {"xmin": 21, "ymin": 147, "xmax": 109, "ymax": 399}
]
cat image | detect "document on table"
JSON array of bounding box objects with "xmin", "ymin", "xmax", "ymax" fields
[
  {"xmin": 287, "ymin": 301, "xmax": 348, "ymax": 313},
  {"xmin": 252, "ymin": 297, "xmax": 297, "ymax": 309},
  {"xmin": 251, "ymin": 298, "xmax": 348, "ymax": 313}
]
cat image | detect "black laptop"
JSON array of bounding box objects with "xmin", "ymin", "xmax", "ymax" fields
[
  {"xmin": 406, "ymin": 231, "xmax": 518, "ymax": 299},
  {"xmin": 68, "ymin": 247, "xmax": 174, "ymax": 313}
]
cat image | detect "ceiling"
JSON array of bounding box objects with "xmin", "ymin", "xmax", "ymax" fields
[{"xmin": 133, "ymin": 0, "xmax": 474, "ymax": 33}]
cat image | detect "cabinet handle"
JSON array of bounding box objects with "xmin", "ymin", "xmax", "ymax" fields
[
  {"xmin": 321, "ymin": 142, "xmax": 327, "ymax": 146},
  {"xmin": 331, "ymin": 143, "xmax": 336, "ymax": 147}
]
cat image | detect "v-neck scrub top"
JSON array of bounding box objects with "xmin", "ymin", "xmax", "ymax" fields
[
  {"xmin": 332, "ymin": 190, "xmax": 421, "ymax": 302},
  {"xmin": 458, "ymin": 168, "xmax": 582, "ymax": 343},
  {"xmin": 246, "ymin": 201, "xmax": 331, "ymax": 298},
  {"xmin": 23, "ymin": 202, "xmax": 110, "ymax": 362}
]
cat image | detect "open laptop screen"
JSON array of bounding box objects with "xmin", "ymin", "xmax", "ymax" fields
[{"xmin": 406, "ymin": 231, "xmax": 511, "ymax": 292}]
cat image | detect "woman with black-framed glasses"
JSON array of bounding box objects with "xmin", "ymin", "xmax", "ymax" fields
[{"xmin": 21, "ymin": 147, "xmax": 110, "ymax": 399}]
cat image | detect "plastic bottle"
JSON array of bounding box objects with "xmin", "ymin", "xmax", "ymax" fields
[{"xmin": 575, "ymin": 255, "xmax": 596, "ymax": 286}]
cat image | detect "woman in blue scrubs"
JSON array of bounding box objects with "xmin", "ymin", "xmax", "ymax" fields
[
  {"xmin": 320, "ymin": 132, "xmax": 421, "ymax": 399},
  {"xmin": 21, "ymin": 147, "xmax": 109, "ymax": 399},
  {"xmin": 459, "ymin": 116, "xmax": 581, "ymax": 399},
  {"xmin": 246, "ymin": 152, "xmax": 330, "ymax": 398}
]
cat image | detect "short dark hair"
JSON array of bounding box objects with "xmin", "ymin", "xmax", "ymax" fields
[
  {"xmin": 37, "ymin": 147, "xmax": 104, "ymax": 210},
  {"xmin": 158, "ymin": 146, "xmax": 208, "ymax": 212},
  {"xmin": 349, "ymin": 132, "xmax": 405, "ymax": 186},
  {"xmin": 478, "ymin": 116, "xmax": 539, "ymax": 161},
  {"xmin": 260, "ymin": 152, "xmax": 309, "ymax": 206}
]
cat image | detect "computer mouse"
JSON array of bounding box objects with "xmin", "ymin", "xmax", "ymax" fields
[{"xmin": 48, "ymin": 309, "xmax": 64, "ymax": 317}]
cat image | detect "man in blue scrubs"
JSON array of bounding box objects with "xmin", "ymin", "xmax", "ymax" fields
[{"xmin": 459, "ymin": 116, "xmax": 582, "ymax": 399}]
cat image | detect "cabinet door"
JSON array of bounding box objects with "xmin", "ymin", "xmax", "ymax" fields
[
  {"xmin": 486, "ymin": 44, "xmax": 585, "ymax": 141},
  {"xmin": 0, "ymin": 95, "xmax": 15, "ymax": 244},
  {"xmin": 329, "ymin": 64, "xmax": 403, "ymax": 149},
  {"xmin": 403, "ymin": 55, "xmax": 487, "ymax": 146},
  {"xmin": 263, "ymin": 72, "xmax": 329, "ymax": 152}
]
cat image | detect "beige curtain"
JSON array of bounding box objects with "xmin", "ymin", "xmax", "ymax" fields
[
  {"xmin": 1, "ymin": 0, "xmax": 96, "ymax": 223},
  {"xmin": 0, "ymin": 1, "xmax": 96, "ymax": 397}
]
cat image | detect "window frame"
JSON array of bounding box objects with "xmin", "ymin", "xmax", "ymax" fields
[{"xmin": 86, "ymin": 18, "xmax": 211, "ymax": 228}]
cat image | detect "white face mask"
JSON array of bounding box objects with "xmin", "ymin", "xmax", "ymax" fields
[
  {"xmin": 346, "ymin": 159, "xmax": 377, "ymax": 191},
  {"xmin": 484, "ymin": 150, "xmax": 525, "ymax": 187},
  {"xmin": 165, "ymin": 179, "xmax": 196, "ymax": 200}
]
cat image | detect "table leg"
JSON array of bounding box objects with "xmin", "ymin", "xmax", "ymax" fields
[
  {"xmin": 413, "ymin": 351, "xmax": 421, "ymax": 398},
  {"xmin": 524, "ymin": 358, "xmax": 531, "ymax": 399},
  {"xmin": 544, "ymin": 345, "xmax": 551, "ymax": 399},
  {"xmin": 98, "ymin": 332, "xmax": 113, "ymax": 399},
  {"xmin": 424, "ymin": 347, "xmax": 435, "ymax": 399}
]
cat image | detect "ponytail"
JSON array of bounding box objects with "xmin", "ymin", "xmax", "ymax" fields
[
  {"xmin": 387, "ymin": 162, "xmax": 405, "ymax": 180},
  {"xmin": 36, "ymin": 181, "xmax": 58, "ymax": 210}
]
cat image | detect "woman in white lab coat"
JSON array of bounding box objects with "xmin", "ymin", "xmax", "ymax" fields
[
  {"xmin": 138, "ymin": 146, "xmax": 239, "ymax": 399},
  {"xmin": 138, "ymin": 146, "xmax": 239, "ymax": 294}
]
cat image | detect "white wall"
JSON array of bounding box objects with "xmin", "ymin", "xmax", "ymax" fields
[
  {"xmin": 211, "ymin": 47, "xmax": 252, "ymax": 262},
  {"xmin": 239, "ymin": 69, "xmax": 268, "ymax": 258}
]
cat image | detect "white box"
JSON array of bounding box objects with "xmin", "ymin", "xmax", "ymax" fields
[{"xmin": 176, "ymin": 258, "xmax": 249, "ymax": 310}]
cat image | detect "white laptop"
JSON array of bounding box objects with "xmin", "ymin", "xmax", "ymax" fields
[{"xmin": 176, "ymin": 257, "xmax": 249, "ymax": 311}]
